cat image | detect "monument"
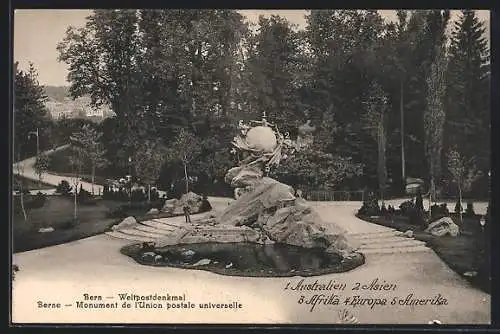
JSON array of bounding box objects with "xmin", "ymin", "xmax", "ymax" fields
[{"xmin": 122, "ymin": 112, "xmax": 364, "ymax": 274}]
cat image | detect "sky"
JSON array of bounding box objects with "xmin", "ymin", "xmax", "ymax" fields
[{"xmin": 14, "ymin": 9, "xmax": 490, "ymax": 87}]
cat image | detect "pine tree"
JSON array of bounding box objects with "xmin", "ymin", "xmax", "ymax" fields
[
  {"xmin": 14, "ymin": 62, "xmax": 50, "ymax": 160},
  {"xmin": 445, "ymin": 10, "xmax": 489, "ymax": 173},
  {"xmin": 424, "ymin": 46, "xmax": 447, "ymax": 215}
]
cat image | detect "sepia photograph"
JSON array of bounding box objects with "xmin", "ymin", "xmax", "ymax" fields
[{"xmin": 11, "ymin": 9, "xmax": 491, "ymax": 325}]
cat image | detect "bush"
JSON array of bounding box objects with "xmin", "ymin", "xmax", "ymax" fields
[
  {"xmin": 415, "ymin": 189, "xmax": 424, "ymax": 211},
  {"xmin": 399, "ymin": 200, "xmax": 415, "ymax": 215},
  {"xmin": 357, "ymin": 191, "xmax": 380, "ymax": 216},
  {"xmin": 430, "ymin": 203, "xmax": 450, "ymax": 220},
  {"xmin": 465, "ymin": 202, "xmax": 475, "ymax": 217},
  {"xmin": 150, "ymin": 188, "xmax": 160, "ymax": 202},
  {"xmin": 409, "ymin": 208, "xmax": 425, "ymax": 226},
  {"xmin": 150, "ymin": 198, "xmax": 166, "ymax": 210},
  {"xmin": 131, "ymin": 188, "xmax": 147, "ymax": 202},
  {"xmin": 77, "ymin": 188, "xmax": 97, "ymax": 205},
  {"xmin": 56, "ymin": 180, "xmax": 72, "ymax": 196}
]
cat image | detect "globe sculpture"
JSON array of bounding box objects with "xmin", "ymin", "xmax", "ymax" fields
[
  {"xmin": 215, "ymin": 112, "xmax": 364, "ymax": 263},
  {"xmin": 120, "ymin": 112, "xmax": 365, "ymax": 276}
]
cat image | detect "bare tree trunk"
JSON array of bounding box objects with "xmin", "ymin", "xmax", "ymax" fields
[
  {"xmin": 73, "ymin": 184, "xmax": 78, "ymax": 220},
  {"xmin": 458, "ymin": 185, "xmax": 463, "ymax": 223},
  {"xmin": 429, "ymin": 177, "xmax": 433, "ymax": 220},
  {"xmin": 148, "ymin": 183, "xmax": 151, "ymax": 203},
  {"xmin": 184, "ymin": 163, "xmax": 189, "ymax": 194},
  {"xmin": 91, "ymin": 164, "xmax": 95, "ymax": 196},
  {"xmin": 20, "ymin": 190, "xmax": 27, "ymax": 222},
  {"xmin": 400, "ymin": 77, "xmax": 406, "ymax": 190}
]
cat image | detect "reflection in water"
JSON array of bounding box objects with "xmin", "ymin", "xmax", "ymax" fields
[{"xmin": 121, "ymin": 242, "xmax": 364, "ymax": 277}]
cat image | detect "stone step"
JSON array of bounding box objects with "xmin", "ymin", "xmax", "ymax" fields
[
  {"xmin": 357, "ymin": 236, "xmax": 416, "ymax": 245},
  {"xmin": 117, "ymin": 228, "xmax": 165, "ymax": 239},
  {"xmin": 349, "ymin": 231, "xmax": 403, "ymax": 239},
  {"xmin": 139, "ymin": 220, "xmax": 177, "ymax": 232},
  {"xmin": 105, "ymin": 231, "xmax": 155, "ymax": 242},
  {"xmin": 135, "ymin": 225, "xmax": 176, "ymax": 235},
  {"xmin": 361, "ymin": 245, "xmax": 431, "ymax": 254},
  {"xmin": 151, "ymin": 218, "xmax": 188, "ymax": 229},
  {"xmin": 359, "ymin": 239, "xmax": 426, "ymax": 250}
]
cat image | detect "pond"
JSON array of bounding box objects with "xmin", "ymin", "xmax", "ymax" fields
[{"xmin": 121, "ymin": 242, "xmax": 364, "ymax": 277}]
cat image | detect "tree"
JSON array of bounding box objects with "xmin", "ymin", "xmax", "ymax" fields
[
  {"xmin": 68, "ymin": 144, "xmax": 86, "ymax": 220},
  {"xmin": 70, "ymin": 124, "xmax": 108, "ymax": 195},
  {"xmin": 13, "ymin": 155, "xmax": 28, "ymax": 222},
  {"xmin": 34, "ymin": 153, "xmax": 50, "ymax": 188},
  {"xmin": 362, "ymin": 81, "xmax": 389, "ymax": 204},
  {"xmin": 446, "ymin": 10, "xmax": 490, "ymax": 175},
  {"xmin": 271, "ymin": 148, "xmax": 363, "ymax": 191},
  {"xmin": 57, "ymin": 10, "xmax": 143, "ymax": 170},
  {"xmin": 424, "ymin": 46, "xmax": 447, "ymax": 217},
  {"xmin": 243, "ymin": 15, "xmax": 304, "ymax": 132},
  {"xmin": 14, "ymin": 62, "xmax": 50, "ymax": 160},
  {"xmin": 132, "ymin": 139, "xmax": 168, "ymax": 201},
  {"xmin": 304, "ymin": 10, "xmax": 387, "ymax": 182},
  {"xmin": 167, "ymin": 128, "xmax": 201, "ymax": 194},
  {"xmin": 447, "ymin": 149, "xmax": 482, "ymax": 222}
]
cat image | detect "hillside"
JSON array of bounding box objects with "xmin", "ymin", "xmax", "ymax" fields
[
  {"xmin": 44, "ymin": 85, "xmax": 70, "ymax": 102},
  {"xmin": 43, "ymin": 85, "xmax": 115, "ymax": 120}
]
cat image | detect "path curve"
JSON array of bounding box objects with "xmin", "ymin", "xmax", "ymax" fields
[{"xmin": 13, "ymin": 145, "xmax": 104, "ymax": 194}]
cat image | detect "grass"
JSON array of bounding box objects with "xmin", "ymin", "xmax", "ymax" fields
[
  {"xmin": 12, "ymin": 195, "xmax": 126, "ymax": 253},
  {"xmin": 13, "ymin": 175, "xmax": 55, "ymax": 191},
  {"xmin": 357, "ymin": 211, "xmax": 490, "ymax": 294},
  {"xmin": 12, "ymin": 194, "xmax": 179, "ymax": 253}
]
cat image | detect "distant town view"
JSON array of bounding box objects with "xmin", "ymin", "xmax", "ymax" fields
[{"xmin": 44, "ymin": 86, "xmax": 115, "ymax": 121}]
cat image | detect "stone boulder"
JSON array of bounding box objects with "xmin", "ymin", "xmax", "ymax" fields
[
  {"xmin": 216, "ymin": 177, "xmax": 295, "ymax": 226},
  {"xmin": 147, "ymin": 208, "xmax": 160, "ymax": 215},
  {"xmin": 112, "ymin": 216, "xmax": 138, "ymax": 231},
  {"xmin": 424, "ymin": 216, "xmax": 459, "ymax": 237},
  {"xmin": 215, "ymin": 177, "xmax": 359, "ymax": 258},
  {"xmin": 161, "ymin": 192, "xmax": 210, "ymax": 215}
]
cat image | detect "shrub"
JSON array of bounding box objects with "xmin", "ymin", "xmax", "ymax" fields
[
  {"xmin": 455, "ymin": 199, "xmax": 463, "ymax": 213},
  {"xmin": 131, "ymin": 188, "xmax": 147, "ymax": 202},
  {"xmin": 440, "ymin": 203, "xmax": 449, "ymax": 215},
  {"xmin": 465, "ymin": 202, "xmax": 475, "ymax": 217},
  {"xmin": 150, "ymin": 198, "xmax": 166, "ymax": 210},
  {"xmin": 409, "ymin": 208, "xmax": 425, "ymax": 226},
  {"xmin": 150, "ymin": 188, "xmax": 160, "ymax": 202},
  {"xmin": 56, "ymin": 180, "xmax": 72, "ymax": 196},
  {"xmin": 415, "ymin": 189, "xmax": 424, "ymax": 211},
  {"xmin": 399, "ymin": 200, "xmax": 415, "ymax": 215},
  {"xmin": 357, "ymin": 191, "xmax": 380, "ymax": 216},
  {"xmin": 77, "ymin": 188, "xmax": 97, "ymax": 205},
  {"xmin": 380, "ymin": 204, "xmax": 387, "ymax": 215}
]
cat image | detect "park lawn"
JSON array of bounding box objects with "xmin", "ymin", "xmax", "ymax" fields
[
  {"xmin": 12, "ymin": 195, "xmax": 127, "ymax": 253},
  {"xmin": 358, "ymin": 212, "xmax": 490, "ymax": 294},
  {"xmin": 13, "ymin": 175, "xmax": 55, "ymax": 191}
]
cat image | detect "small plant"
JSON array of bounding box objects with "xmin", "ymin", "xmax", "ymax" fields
[
  {"xmin": 465, "ymin": 202, "xmax": 475, "ymax": 217},
  {"xmin": 12, "ymin": 264, "xmax": 19, "ymax": 281},
  {"xmin": 455, "ymin": 199, "xmax": 463, "ymax": 214},
  {"xmin": 56, "ymin": 180, "xmax": 72, "ymax": 196},
  {"xmin": 415, "ymin": 189, "xmax": 424, "ymax": 211},
  {"xmin": 399, "ymin": 200, "xmax": 415, "ymax": 215},
  {"xmin": 357, "ymin": 191, "xmax": 380, "ymax": 216}
]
